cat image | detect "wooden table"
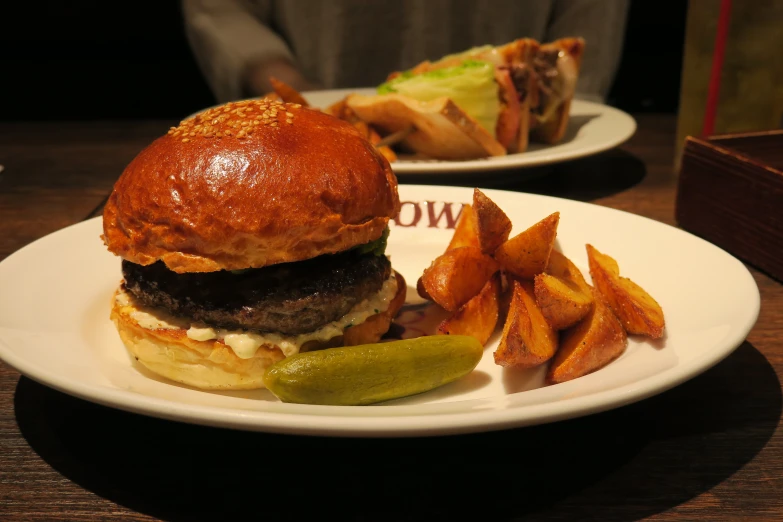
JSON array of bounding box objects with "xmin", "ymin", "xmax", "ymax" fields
[{"xmin": 1, "ymin": 116, "xmax": 781, "ymax": 520}]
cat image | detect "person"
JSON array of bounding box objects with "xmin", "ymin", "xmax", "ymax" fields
[{"xmin": 182, "ymin": 0, "xmax": 629, "ymax": 104}]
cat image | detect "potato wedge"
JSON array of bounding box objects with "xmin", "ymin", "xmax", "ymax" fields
[
  {"xmin": 546, "ymin": 250, "xmax": 591, "ymax": 294},
  {"xmin": 269, "ymin": 77, "xmax": 310, "ymax": 106},
  {"xmin": 323, "ymin": 98, "xmax": 398, "ymax": 162},
  {"xmin": 447, "ymin": 204, "xmax": 480, "ymax": 251},
  {"xmin": 546, "ymin": 291, "xmax": 628, "ymax": 384},
  {"xmin": 494, "ymin": 212, "xmax": 560, "ymax": 279},
  {"xmin": 438, "ymin": 274, "xmax": 500, "ymax": 346},
  {"xmin": 419, "ymin": 246, "xmax": 500, "ymax": 312},
  {"xmin": 586, "ymin": 244, "xmax": 665, "ymax": 338},
  {"xmin": 416, "ymin": 275, "xmax": 432, "ymax": 301},
  {"xmin": 473, "ymin": 188, "xmax": 512, "ymax": 255},
  {"xmin": 534, "ymin": 273, "xmax": 593, "ymax": 330},
  {"xmin": 534, "ymin": 250, "xmax": 594, "ymax": 329},
  {"xmin": 325, "ymin": 97, "xmax": 349, "ymax": 118},
  {"xmin": 494, "ymin": 280, "xmax": 558, "ymax": 368}
]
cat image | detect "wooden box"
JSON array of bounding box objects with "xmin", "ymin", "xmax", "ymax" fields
[{"xmin": 675, "ymin": 130, "xmax": 783, "ymax": 282}]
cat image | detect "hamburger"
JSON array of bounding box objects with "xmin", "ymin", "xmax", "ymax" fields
[{"xmin": 102, "ymin": 99, "xmax": 406, "ymax": 390}]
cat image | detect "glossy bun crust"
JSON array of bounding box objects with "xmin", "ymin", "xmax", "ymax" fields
[{"xmin": 103, "ymin": 100, "xmax": 400, "ymax": 273}]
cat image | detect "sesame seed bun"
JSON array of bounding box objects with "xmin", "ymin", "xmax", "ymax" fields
[{"xmin": 102, "ymin": 99, "xmax": 400, "ymax": 274}]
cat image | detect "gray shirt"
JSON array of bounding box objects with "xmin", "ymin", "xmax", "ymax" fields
[{"xmin": 183, "ymin": 0, "xmax": 629, "ymax": 103}]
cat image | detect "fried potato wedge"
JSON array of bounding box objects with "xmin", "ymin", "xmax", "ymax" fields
[
  {"xmin": 269, "ymin": 77, "xmax": 310, "ymax": 106},
  {"xmin": 494, "ymin": 280, "xmax": 558, "ymax": 368},
  {"xmin": 323, "ymin": 97, "xmax": 398, "ymax": 162},
  {"xmin": 546, "ymin": 291, "xmax": 627, "ymax": 384},
  {"xmin": 534, "ymin": 273, "xmax": 593, "ymax": 330},
  {"xmin": 437, "ymin": 274, "xmax": 500, "ymax": 346},
  {"xmin": 416, "ymin": 275, "xmax": 432, "ymax": 301},
  {"xmin": 546, "ymin": 250, "xmax": 591, "ymax": 294},
  {"xmin": 494, "ymin": 212, "xmax": 560, "ymax": 279},
  {"xmin": 419, "ymin": 246, "xmax": 500, "ymax": 312},
  {"xmin": 586, "ymin": 244, "xmax": 665, "ymax": 338},
  {"xmin": 447, "ymin": 204, "xmax": 480, "ymax": 251},
  {"xmin": 325, "ymin": 97, "xmax": 349, "ymax": 118},
  {"xmin": 473, "ymin": 188, "xmax": 512, "ymax": 255},
  {"xmin": 534, "ymin": 250, "xmax": 594, "ymax": 330},
  {"xmin": 351, "ymin": 120, "xmax": 399, "ymax": 163}
]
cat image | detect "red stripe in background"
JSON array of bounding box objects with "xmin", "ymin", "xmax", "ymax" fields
[{"xmin": 702, "ymin": 0, "xmax": 733, "ymax": 137}]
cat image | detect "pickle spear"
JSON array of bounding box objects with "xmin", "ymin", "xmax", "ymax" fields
[{"xmin": 263, "ymin": 335, "xmax": 483, "ymax": 405}]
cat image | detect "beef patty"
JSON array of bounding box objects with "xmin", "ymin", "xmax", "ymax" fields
[{"xmin": 122, "ymin": 250, "xmax": 392, "ymax": 335}]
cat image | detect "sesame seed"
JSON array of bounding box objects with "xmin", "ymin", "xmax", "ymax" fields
[{"xmin": 182, "ymin": 138, "xmax": 190, "ymax": 142}]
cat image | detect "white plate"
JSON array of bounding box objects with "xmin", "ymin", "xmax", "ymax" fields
[
  {"xmin": 189, "ymin": 88, "xmax": 636, "ymax": 174},
  {"xmin": 0, "ymin": 186, "xmax": 759, "ymax": 437},
  {"xmin": 304, "ymin": 88, "xmax": 637, "ymax": 173}
]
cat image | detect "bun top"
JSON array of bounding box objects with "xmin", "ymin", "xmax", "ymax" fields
[{"xmin": 102, "ymin": 100, "xmax": 399, "ymax": 273}]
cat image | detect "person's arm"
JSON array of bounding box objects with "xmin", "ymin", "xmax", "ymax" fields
[
  {"xmin": 545, "ymin": 0, "xmax": 630, "ymax": 102},
  {"xmin": 182, "ymin": 0, "xmax": 319, "ymax": 102}
]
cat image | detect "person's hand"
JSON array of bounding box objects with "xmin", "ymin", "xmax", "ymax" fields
[{"xmin": 243, "ymin": 57, "xmax": 322, "ymax": 97}]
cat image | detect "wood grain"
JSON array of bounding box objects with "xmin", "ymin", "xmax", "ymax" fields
[{"xmin": 1, "ymin": 116, "xmax": 782, "ymax": 521}]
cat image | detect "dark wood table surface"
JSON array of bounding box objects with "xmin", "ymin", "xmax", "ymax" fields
[{"xmin": 1, "ymin": 115, "xmax": 781, "ymax": 521}]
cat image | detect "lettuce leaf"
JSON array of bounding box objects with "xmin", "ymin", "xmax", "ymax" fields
[
  {"xmin": 354, "ymin": 226, "xmax": 389, "ymax": 257},
  {"xmin": 377, "ymin": 60, "xmax": 500, "ymax": 134}
]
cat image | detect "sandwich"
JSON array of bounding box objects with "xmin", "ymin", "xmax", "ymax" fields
[
  {"xmin": 528, "ymin": 38, "xmax": 585, "ymax": 144},
  {"xmin": 345, "ymin": 37, "xmax": 584, "ymax": 160},
  {"xmin": 102, "ymin": 99, "xmax": 405, "ymax": 390}
]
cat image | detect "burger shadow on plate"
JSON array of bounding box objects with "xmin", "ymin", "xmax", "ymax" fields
[{"xmin": 14, "ymin": 341, "xmax": 780, "ymax": 521}]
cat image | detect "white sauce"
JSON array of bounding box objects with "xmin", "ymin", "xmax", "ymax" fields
[{"xmin": 116, "ymin": 272, "xmax": 398, "ymax": 360}]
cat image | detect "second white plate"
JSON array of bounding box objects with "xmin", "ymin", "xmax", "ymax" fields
[{"xmin": 303, "ymin": 88, "xmax": 637, "ymax": 173}]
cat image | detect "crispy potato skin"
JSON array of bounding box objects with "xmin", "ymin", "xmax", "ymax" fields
[
  {"xmin": 438, "ymin": 274, "xmax": 500, "ymax": 346},
  {"xmin": 546, "ymin": 291, "xmax": 627, "ymax": 384},
  {"xmin": 419, "ymin": 246, "xmax": 500, "ymax": 312},
  {"xmin": 534, "ymin": 273, "xmax": 593, "ymax": 330},
  {"xmin": 415, "ymin": 190, "xmax": 666, "ymax": 387},
  {"xmin": 447, "ymin": 204, "xmax": 481, "ymax": 251},
  {"xmin": 546, "ymin": 250, "xmax": 591, "ymax": 293},
  {"xmin": 269, "ymin": 77, "xmax": 311, "ymax": 106},
  {"xmin": 534, "ymin": 250, "xmax": 594, "ymax": 330},
  {"xmin": 473, "ymin": 189, "xmax": 512, "ymax": 255},
  {"xmin": 494, "ymin": 280, "xmax": 558, "ymax": 368},
  {"xmin": 586, "ymin": 244, "xmax": 665, "ymax": 338},
  {"xmin": 494, "ymin": 212, "xmax": 560, "ymax": 280}
]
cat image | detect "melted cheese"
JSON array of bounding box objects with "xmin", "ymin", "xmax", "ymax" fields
[
  {"xmin": 538, "ymin": 51, "xmax": 579, "ymax": 123},
  {"xmin": 116, "ymin": 272, "xmax": 399, "ymax": 360}
]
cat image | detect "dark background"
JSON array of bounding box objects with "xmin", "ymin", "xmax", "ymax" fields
[{"xmin": 0, "ymin": 2, "xmax": 687, "ymax": 121}]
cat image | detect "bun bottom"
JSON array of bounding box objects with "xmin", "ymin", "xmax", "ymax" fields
[{"xmin": 111, "ymin": 271, "xmax": 407, "ymax": 390}]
